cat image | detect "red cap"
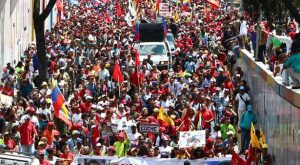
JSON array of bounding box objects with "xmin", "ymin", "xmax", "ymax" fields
[
  {"xmin": 206, "ymin": 138, "xmax": 214, "ymax": 144},
  {"xmin": 47, "ymin": 121, "xmax": 54, "ymax": 126},
  {"xmin": 159, "ymin": 127, "xmax": 166, "ymax": 132},
  {"xmin": 28, "ymin": 107, "xmax": 36, "ymax": 112}
]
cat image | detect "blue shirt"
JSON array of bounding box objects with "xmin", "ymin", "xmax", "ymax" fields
[
  {"xmin": 239, "ymin": 111, "xmax": 257, "ymax": 129},
  {"xmin": 284, "ymin": 53, "xmax": 300, "ymax": 73}
]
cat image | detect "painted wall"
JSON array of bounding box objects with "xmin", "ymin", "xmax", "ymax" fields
[
  {"xmin": 237, "ymin": 50, "xmax": 300, "ymax": 165},
  {"xmin": 0, "ymin": 0, "xmax": 59, "ymax": 75}
]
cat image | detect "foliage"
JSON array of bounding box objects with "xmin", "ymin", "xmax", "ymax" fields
[{"xmin": 243, "ymin": 0, "xmax": 297, "ymax": 24}]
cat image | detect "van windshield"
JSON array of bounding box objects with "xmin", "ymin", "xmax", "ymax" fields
[{"xmin": 139, "ymin": 45, "xmax": 166, "ymax": 56}]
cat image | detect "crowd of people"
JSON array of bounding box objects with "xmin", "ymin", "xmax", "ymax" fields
[{"xmin": 0, "ymin": 0, "xmax": 273, "ymax": 164}]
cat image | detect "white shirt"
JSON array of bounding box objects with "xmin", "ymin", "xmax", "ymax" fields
[
  {"xmin": 239, "ymin": 20, "xmax": 248, "ymax": 35},
  {"xmin": 235, "ymin": 93, "xmax": 250, "ymax": 111},
  {"xmin": 159, "ymin": 146, "xmax": 173, "ymax": 158},
  {"xmin": 98, "ymin": 69, "xmax": 110, "ymax": 80},
  {"xmin": 72, "ymin": 113, "xmax": 82, "ymax": 124},
  {"xmin": 128, "ymin": 132, "xmax": 141, "ymax": 142}
]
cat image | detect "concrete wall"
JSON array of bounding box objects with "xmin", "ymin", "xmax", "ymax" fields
[
  {"xmin": 0, "ymin": 0, "xmax": 58, "ymax": 74},
  {"xmin": 237, "ymin": 50, "xmax": 300, "ymax": 165}
]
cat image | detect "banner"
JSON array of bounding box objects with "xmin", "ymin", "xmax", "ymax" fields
[
  {"xmin": 159, "ymin": 3, "xmax": 173, "ymax": 17},
  {"xmin": 74, "ymin": 155, "xmax": 232, "ymax": 165},
  {"xmin": 139, "ymin": 124, "xmax": 160, "ymax": 134},
  {"xmin": 178, "ymin": 130, "xmax": 206, "ymax": 148}
]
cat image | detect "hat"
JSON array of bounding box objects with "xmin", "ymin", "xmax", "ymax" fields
[
  {"xmin": 47, "ymin": 121, "xmax": 54, "ymax": 126},
  {"xmin": 28, "ymin": 107, "xmax": 36, "ymax": 112},
  {"xmin": 4, "ymin": 131, "xmax": 10, "ymax": 136},
  {"xmin": 38, "ymin": 141, "xmax": 45, "ymax": 146},
  {"xmin": 85, "ymin": 95, "xmax": 93, "ymax": 99},
  {"xmin": 206, "ymin": 138, "xmax": 214, "ymax": 144},
  {"xmin": 96, "ymin": 143, "xmax": 102, "ymax": 147},
  {"xmin": 119, "ymin": 104, "xmax": 124, "ymax": 108},
  {"xmin": 46, "ymin": 98, "xmax": 51, "ymax": 104},
  {"xmin": 24, "ymin": 114, "xmax": 31, "ymax": 120},
  {"xmin": 247, "ymin": 105, "xmax": 253, "ymax": 111},
  {"xmin": 72, "ymin": 130, "xmax": 80, "ymax": 135},
  {"xmin": 159, "ymin": 127, "xmax": 166, "ymax": 132},
  {"xmin": 239, "ymin": 86, "xmax": 245, "ymax": 90},
  {"xmin": 262, "ymin": 143, "xmax": 268, "ymax": 149},
  {"xmin": 41, "ymin": 81, "xmax": 48, "ymax": 86},
  {"xmin": 153, "ymin": 108, "xmax": 159, "ymax": 113},
  {"xmin": 107, "ymin": 146, "xmax": 115, "ymax": 151}
]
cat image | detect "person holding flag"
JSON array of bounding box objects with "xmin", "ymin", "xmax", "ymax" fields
[{"xmin": 239, "ymin": 105, "xmax": 257, "ymax": 154}]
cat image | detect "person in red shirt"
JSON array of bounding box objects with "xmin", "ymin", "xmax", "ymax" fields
[
  {"xmin": 204, "ymin": 138, "xmax": 215, "ymax": 158},
  {"xmin": 19, "ymin": 115, "xmax": 37, "ymax": 155},
  {"xmin": 2, "ymin": 82, "xmax": 14, "ymax": 96},
  {"xmin": 3, "ymin": 132, "xmax": 16, "ymax": 151},
  {"xmin": 80, "ymin": 95, "xmax": 93, "ymax": 113},
  {"xmin": 130, "ymin": 69, "xmax": 144, "ymax": 89},
  {"xmin": 38, "ymin": 150, "xmax": 50, "ymax": 165},
  {"xmin": 60, "ymin": 145, "xmax": 74, "ymax": 162},
  {"xmin": 42, "ymin": 121, "xmax": 60, "ymax": 146},
  {"xmin": 194, "ymin": 104, "xmax": 215, "ymax": 130}
]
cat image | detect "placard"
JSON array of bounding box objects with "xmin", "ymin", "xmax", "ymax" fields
[
  {"xmin": 178, "ymin": 130, "xmax": 206, "ymax": 148},
  {"xmin": 139, "ymin": 124, "xmax": 160, "ymax": 134},
  {"xmin": 159, "ymin": 3, "xmax": 173, "ymax": 17}
]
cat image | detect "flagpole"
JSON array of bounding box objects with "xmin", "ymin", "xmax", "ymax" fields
[{"xmin": 118, "ymin": 74, "xmax": 121, "ymax": 98}]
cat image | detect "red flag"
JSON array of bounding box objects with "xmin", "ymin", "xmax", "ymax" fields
[
  {"xmin": 113, "ymin": 61, "xmax": 124, "ymax": 83},
  {"xmin": 207, "ymin": 0, "xmax": 220, "ymax": 9},
  {"xmin": 205, "ymin": 7, "xmax": 210, "ymax": 22},
  {"xmin": 105, "ymin": 12, "xmax": 112, "ymax": 23},
  {"xmin": 91, "ymin": 124, "xmax": 100, "ymax": 145},
  {"xmin": 180, "ymin": 108, "xmax": 191, "ymax": 131},
  {"xmin": 231, "ymin": 152, "xmax": 246, "ymax": 165},
  {"xmin": 115, "ymin": 2, "xmax": 123, "ymax": 17},
  {"xmin": 56, "ymin": 0, "xmax": 63, "ymax": 12},
  {"xmin": 135, "ymin": 50, "xmax": 141, "ymax": 67}
]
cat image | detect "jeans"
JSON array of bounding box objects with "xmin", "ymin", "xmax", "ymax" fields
[
  {"xmin": 240, "ymin": 128, "xmax": 250, "ymax": 153},
  {"xmin": 233, "ymin": 45, "xmax": 241, "ymax": 58},
  {"xmin": 286, "ymin": 67, "xmax": 300, "ymax": 86},
  {"xmin": 257, "ymin": 44, "xmax": 266, "ymax": 63},
  {"xmin": 21, "ymin": 144, "xmax": 35, "ymax": 155}
]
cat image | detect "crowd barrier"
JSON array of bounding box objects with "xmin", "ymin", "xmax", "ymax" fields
[
  {"xmin": 74, "ymin": 155, "xmax": 232, "ymax": 165},
  {"xmin": 237, "ymin": 49, "xmax": 300, "ymax": 165}
]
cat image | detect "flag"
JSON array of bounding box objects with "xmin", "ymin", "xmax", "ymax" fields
[
  {"xmin": 180, "ymin": 108, "xmax": 190, "ymax": 131},
  {"xmin": 173, "ymin": 11, "xmax": 180, "ymax": 23},
  {"xmin": 115, "ymin": 2, "xmax": 123, "ymax": 17},
  {"xmin": 157, "ymin": 107, "xmax": 174, "ymax": 127},
  {"xmin": 56, "ymin": 0, "xmax": 63, "ymax": 12},
  {"xmin": 250, "ymin": 123, "xmax": 261, "ymax": 149},
  {"xmin": 105, "ymin": 12, "xmax": 112, "ymax": 23},
  {"xmin": 205, "ymin": 7, "xmax": 210, "ymax": 22},
  {"xmin": 260, "ymin": 128, "xmax": 266, "ymax": 145},
  {"xmin": 231, "ymin": 151, "xmax": 246, "ymax": 165},
  {"xmin": 182, "ymin": 0, "xmax": 190, "ymax": 3},
  {"xmin": 91, "ymin": 124, "xmax": 100, "ymax": 145},
  {"xmin": 113, "ymin": 61, "xmax": 124, "ymax": 83},
  {"xmin": 51, "ymin": 79, "xmax": 72, "ymax": 127},
  {"xmin": 135, "ymin": 50, "xmax": 141, "ymax": 67},
  {"xmin": 134, "ymin": 22, "xmax": 140, "ymax": 41},
  {"xmin": 207, "ymin": 0, "xmax": 220, "ymax": 9},
  {"xmin": 103, "ymin": 0, "xmax": 110, "ymax": 3},
  {"xmin": 155, "ymin": 0, "xmax": 161, "ymax": 13},
  {"xmin": 162, "ymin": 17, "xmax": 167, "ymax": 36}
]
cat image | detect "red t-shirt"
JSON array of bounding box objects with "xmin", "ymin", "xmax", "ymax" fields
[
  {"xmin": 60, "ymin": 152, "xmax": 74, "ymax": 160},
  {"xmin": 40, "ymin": 160, "xmax": 51, "ymax": 165},
  {"xmin": 19, "ymin": 122, "xmax": 37, "ymax": 145},
  {"xmin": 80, "ymin": 102, "xmax": 92, "ymax": 114},
  {"xmin": 4, "ymin": 139, "xmax": 16, "ymax": 150},
  {"xmin": 43, "ymin": 129, "xmax": 60, "ymax": 145},
  {"xmin": 224, "ymin": 81, "xmax": 234, "ymax": 92},
  {"xmin": 130, "ymin": 72, "xmax": 144, "ymax": 87},
  {"xmin": 2, "ymin": 86, "xmax": 13, "ymax": 96}
]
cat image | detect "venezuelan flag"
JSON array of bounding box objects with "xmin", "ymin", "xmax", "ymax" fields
[
  {"xmin": 134, "ymin": 22, "xmax": 140, "ymax": 41},
  {"xmin": 51, "ymin": 79, "xmax": 72, "ymax": 127}
]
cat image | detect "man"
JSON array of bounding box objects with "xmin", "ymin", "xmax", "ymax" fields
[
  {"xmin": 20, "ymin": 115, "xmax": 37, "ymax": 155},
  {"xmin": 114, "ymin": 132, "xmax": 130, "ymax": 157},
  {"xmin": 67, "ymin": 130, "xmax": 82, "ymax": 152},
  {"xmin": 235, "ymin": 86, "xmax": 251, "ymax": 124},
  {"xmin": 260, "ymin": 143, "xmax": 272, "ymax": 165},
  {"xmin": 239, "ymin": 105, "xmax": 257, "ymax": 154},
  {"xmin": 42, "ymin": 121, "xmax": 60, "ymax": 146},
  {"xmin": 37, "ymin": 150, "xmax": 50, "ymax": 165},
  {"xmin": 239, "ymin": 16, "xmax": 248, "ymax": 48},
  {"xmin": 283, "ymin": 40, "xmax": 300, "ymax": 89},
  {"xmin": 220, "ymin": 118, "xmax": 235, "ymax": 140}
]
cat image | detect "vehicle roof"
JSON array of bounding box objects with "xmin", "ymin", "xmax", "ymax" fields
[{"xmin": 139, "ymin": 42, "xmax": 166, "ymax": 45}]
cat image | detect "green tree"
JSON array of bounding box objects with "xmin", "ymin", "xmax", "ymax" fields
[
  {"xmin": 243, "ymin": 0, "xmax": 300, "ymax": 23},
  {"xmin": 33, "ymin": 0, "xmax": 57, "ymax": 87}
]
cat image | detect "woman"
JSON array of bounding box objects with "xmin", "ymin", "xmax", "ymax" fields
[{"xmin": 59, "ymin": 145, "xmax": 74, "ymax": 162}]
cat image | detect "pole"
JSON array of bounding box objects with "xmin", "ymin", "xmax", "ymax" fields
[{"xmin": 255, "ymin": 11, "xmax": 262, "ymax": 61}]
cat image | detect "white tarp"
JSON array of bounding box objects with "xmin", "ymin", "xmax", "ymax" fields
[
  {"xmin": 74, "ymin": 155, "xmax": 232, "ymax": 165},
  {"xmin": 178, "ymin": 130, "xmax": 206, "ymax": 148}
]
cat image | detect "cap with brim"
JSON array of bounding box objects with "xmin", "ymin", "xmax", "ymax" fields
[
  {"xmin": 96, "ymin": 143, "xmax": 102, "ymax": 147},
  {"xmin": 226, "ymin": 131, "xmax": 235, "ymax": 135},
  {"xmin": 41, "ymin": 82, "xmax": 48, "ymax": 86},
  {"xmin": 262, "ymin": 143, "xmax": 268, "ymax": 149}
]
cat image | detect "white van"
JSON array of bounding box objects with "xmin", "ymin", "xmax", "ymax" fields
[{"xmin": 138, "ymin": 41, "xmax": 171, "ymax": 70}]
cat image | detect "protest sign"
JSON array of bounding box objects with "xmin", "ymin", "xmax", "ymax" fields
[
  {"xmin": 159, "ymin": 3, "xmax": 173, "ymax": 17},
  {"xmin": 139, "ymin": 124, "xmax": 160, "ymax": 134},
  {"xmin": 178, "ymin": 130, "xmax": 206, "ymax": 148}
]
